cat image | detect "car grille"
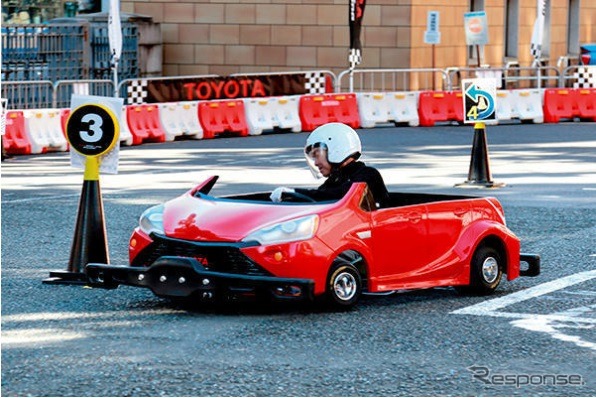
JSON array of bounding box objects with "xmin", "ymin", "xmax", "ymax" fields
[{"xmin": 132, "ymin": 235, "xmax": 271, "ymax": 277}]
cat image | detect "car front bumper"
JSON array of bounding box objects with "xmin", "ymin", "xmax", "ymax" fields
[{"xmin": 86, "ymin": 256, "xmax": 315, "ymax": 302}]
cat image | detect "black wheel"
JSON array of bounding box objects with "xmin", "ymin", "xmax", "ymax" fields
[
  {"xmin": 325, "ymin": 262, "xmax": 362, "ymax": 309},
  {"xmin": 461, "ymin": 246, "xmax": 503, "ymax": 295}
]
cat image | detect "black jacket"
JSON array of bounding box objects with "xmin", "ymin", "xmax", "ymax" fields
[{"xmin": 295, "ymin": 161, "xmax": 389, "ymax": 207}]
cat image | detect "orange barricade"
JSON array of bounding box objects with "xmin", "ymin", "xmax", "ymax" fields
[
  {"xmin": 299, "ymin": 94, "xmax": 360, "ymax": 132},
  {"xmin": 418, "ymin": 91, "xmax": 463, "ymax": 127},
  {"xmin": 198, "ymin": 100, "xmax": 249, "ymax": 139},
  {"xmin": 126, "ymin": 104, "xmax": 167, "ymax": 145},
  {"xmin": 575, "ymin": 88, "xmax": 596, "ymax": 121},
  {"xmin": 3, "ymin": 111, "xmax": 31, "ymax": 155},
  {"xmin": 543, "ymin": 89, "xmax": 579, "ymax": 123}
]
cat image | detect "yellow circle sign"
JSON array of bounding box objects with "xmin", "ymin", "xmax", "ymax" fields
[{"xmin": 66, "ymin": 104, "xmax": 120, "ymax": 157}]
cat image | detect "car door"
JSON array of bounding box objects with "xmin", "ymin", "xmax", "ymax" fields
[{"xmin": 369, "ymin": 204, "xmax": 430, "ymax": 290}]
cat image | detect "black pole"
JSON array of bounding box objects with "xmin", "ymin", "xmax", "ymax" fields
[{"xmin": 44, "ymin": 157, "xmax": 109, "ymax": 284}]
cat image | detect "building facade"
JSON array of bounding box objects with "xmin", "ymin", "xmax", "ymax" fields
[{"xmin": 3, "ymin": 0, "xmax": 595, "ymax": 77}]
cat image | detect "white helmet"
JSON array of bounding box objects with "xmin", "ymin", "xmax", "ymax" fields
[{"xmin": 304, "ymin": 123, "xmax": 362, "ymax": 178}]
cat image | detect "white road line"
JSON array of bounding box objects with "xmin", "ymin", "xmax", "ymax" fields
[
  {"xmin": 451, "ymin": 270, "xmax": 596, "ymax": 316},
  {"xmin": 451, "ymin": 271, "xmax": 596, "ymax": 352}
]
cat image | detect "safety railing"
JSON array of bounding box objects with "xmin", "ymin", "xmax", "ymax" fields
[
  {"xmin": 53, "ymin": 80, "xmax": 115, "ymax": 109},
  {"xmin": 561, "ymin": 65, "xmax": 596, "ymax": 88},
  {"xmin": 446, "ymin": 65, "xmax": 561, "ymax": 90},
  {"xmin": 337, "ymin": 68, "xmax": 448, "ymax": 93},
  {"xmin": 1, "ymin": 80, "xmax": 54, "ymax": 109}
]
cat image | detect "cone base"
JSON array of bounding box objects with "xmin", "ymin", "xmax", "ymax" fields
[
  {"xmin": 455, "ymin": 180, "xmax": 506, "ymax": 189},
  {"xmin": 42, "ymin": 271, "xmax": 89, "ymax": 285}
]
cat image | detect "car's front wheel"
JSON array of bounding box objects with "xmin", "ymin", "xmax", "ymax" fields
[{"xmin": 325, "ymin": 262, "xmax": 362, "ymax": 309}]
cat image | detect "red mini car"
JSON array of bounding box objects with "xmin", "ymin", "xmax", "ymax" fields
[{"xmin": 87, "ymin": 176, "xmax": 540, "ymax": 308}]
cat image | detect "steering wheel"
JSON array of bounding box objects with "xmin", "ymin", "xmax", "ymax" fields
[{"xmin": 283, "ymin": 190, "xmax": 317, "ymax": 203}]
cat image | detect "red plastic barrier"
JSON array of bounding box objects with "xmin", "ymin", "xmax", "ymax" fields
[
  {"xmin": 198, "ymin": 100, "xmax": 249, "ymax": 139},
  {"xmin": 60, "ymin": 108, "xmax": 70, "ymax": 137},
  {"xmin": 418, "ymin": 91, "xmax": 463, "ymax": 127},
  {"xmin": 576, "ymin": 88, "xmax": 596, "ymax": 121},
  {"xmin": 543, "ymin": 88, "xmax": 579, "ymax": 123},
  {"xmin": 126, "ymin": 104, "xmax": 167, "ymax": 145},
  {"xmin": 3, "ymin": 111, "xmax": 31, "ymax": 155},
  {"xmin": 299, "ymin": 94, "xmax": 360, "ymax": 132}
]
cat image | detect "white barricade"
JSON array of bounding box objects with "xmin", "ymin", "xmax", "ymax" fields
[
  {"xmin": 496, "ymin": 90, "xmax": 516, "ymax": 122},
  {"xmin": 513, "ymin": 89, "xmax": 543, "ymax": 124},
  {"xmin": 177, "ymin": 101, "xmax": 203, "ymax": 139},
  {"xmin": 158, "ymin": 103, "xmax": 186, "ymax": 141},
  {"xmin": 23, "ymin": 109, "xmax": 68, "ymax": 154},
  {"xmin": 357, "ymin": 92, "xmax": 419, "ymax": 128},
  {"xmin": 496, "ymin": 89, "xmax": 543, "ymax": 124},
  {"xmin": 243, "ymin": 96, "xmax": 302, "ymax": 135},
  {"xmin": 119, "ymin": 106, "xmax": 133, "ymax": 146}
]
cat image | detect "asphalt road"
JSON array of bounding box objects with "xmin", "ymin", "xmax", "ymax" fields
[{"xmin": 2, "ymin": 123, "xmax": 595, "ymax": 396}]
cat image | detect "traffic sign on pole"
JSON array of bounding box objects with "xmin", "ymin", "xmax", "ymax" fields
[
  {"xmin": 43, "ymin": 96, "xmax": 122, "ymax": 285},
  {"xmin": 462, "ymin": 78, "xmax": 497, "ymax": 124}
]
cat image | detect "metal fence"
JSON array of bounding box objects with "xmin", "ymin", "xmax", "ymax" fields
[
  {"xmin": 2, "ymin": 66, "xmax": 594, "ymax": 110},
  {"xmin": 445, "ymin": 65, "xmax": 561, "ymax": 90},
  {"xmin": 336, "ymin": 68, "xmax": 447, "ymax": 93},
  {"xmin": 53, "ymin": 80, "xmax": 115, "ymax": 109},
  {"xmin": 1, "ymin": 80, "xmax": 54, "ymax": 109},
  {"xmin": 1, "ymin": 21, "xmax": 139, "ymax": 108}
]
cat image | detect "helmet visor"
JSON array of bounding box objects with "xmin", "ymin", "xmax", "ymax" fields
[{"xmin": 304, "ymin": 142, "xmax": 328, "ymax": 179}]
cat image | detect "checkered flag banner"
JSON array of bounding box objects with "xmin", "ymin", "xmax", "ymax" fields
[
  {"xmin": 530, "ymin": 0, "xmax": 547, "ymax": 61},
  {"xmin": 349, "ymin": 0, "xmax": 366, "ymax": 68},
  {"xmin": 349, "ymin": 48, "xmax": 362, "ymax": 67},
  {"xmin": 573, "ymin": 66, "xmax": 596, "ymax": 88},
  {"xmin": 126, "ymin": 79, "xmax": 148, "ymax": 104},
  {"xmin": 305, "ymin": 72, "xmax": 327, "ymax": 94}
]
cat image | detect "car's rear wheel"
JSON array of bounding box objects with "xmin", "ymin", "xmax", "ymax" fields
[
  {"xmin": 462, "ymin": 245, "xmax": 503, "ymax": 295},
  {"xmin": 325, "ymin": 262, "xmax": 362, "ymax": 309}
]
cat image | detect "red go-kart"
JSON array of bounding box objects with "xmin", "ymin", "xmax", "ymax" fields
[{"xmin": 87, "ymin": 176, "xmax": 540, "ymax": 308}]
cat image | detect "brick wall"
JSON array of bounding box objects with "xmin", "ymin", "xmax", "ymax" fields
[{"xmin": 121, "ymin": 0, "xmax": 596, "ymax": 78}]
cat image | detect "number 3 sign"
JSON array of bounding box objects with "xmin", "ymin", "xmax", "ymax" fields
[{"xmin": 66, "ymin": 104, "xmax": 120, "ymax": 157}]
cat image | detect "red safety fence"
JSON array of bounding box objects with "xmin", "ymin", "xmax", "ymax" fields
[
  {"xmin": 418, "ymin": 91, "xmax": 463, "ymax": 127},
  {"xmin": 3, "ymin": 111, "xmax": 31, "ymax": 155},
  {"xmin": 198, "ymin": 100, "xmax": 249, "ymax": 139},
  {"xmin": 543, "ymin": 88, "xmax": 596, "ymax": 123},
  {"xmin": 299, "ymin": 93, "xmax": 360, "ymax": 132},
  {"xmin": 126, "ymin": 104, "xmax": 167, "ymax": 145}
]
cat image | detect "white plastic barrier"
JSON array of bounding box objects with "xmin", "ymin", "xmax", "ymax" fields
[
  {"xmin": 158, "ymin": 102, "xmax": 203, "ymax": 141},
  {"xmin": 158, "ymin": 103, "xmax": 186, "ymax": 141},
  {"xmin": 496, "ymin": 89, "xmax": 543, "ymax": 124},
  {"xmin": 23, "ymin": 109, "xmax": 68, "ymax": 154},
  {"xmin": 513, "ymin": 89, "xmax": 543, "ymax": 124},
  {"xmin": 357, "ymin": 92, "xmax": 419, "ymax": 128},
  {"xmin": 496, "ymin": 90, "xmax": 516, "ymax": 122},
  {"xmin": 119, "ymin": 106, "xmax": 133, "ymax": 146},
  {"xmin": 243, "ymin": 96, "xmax": 302, "ymax": 135},
  {"xmin": 177, "ymin": 101, "xmax": 203, "ymax": 139}
]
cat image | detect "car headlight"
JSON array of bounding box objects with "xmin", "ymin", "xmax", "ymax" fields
[
  {"xmin": 243, "ymin": 215, "xmax": 319, "ymax": 245},
  {"xmin": 139, "ymin": 204, "xmax": 164, "ymax": 235}
]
